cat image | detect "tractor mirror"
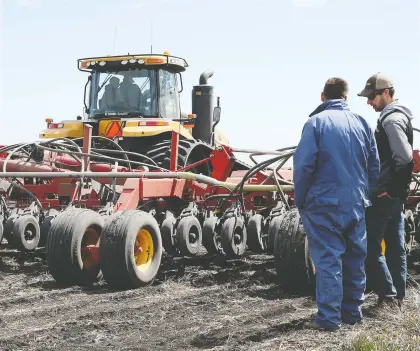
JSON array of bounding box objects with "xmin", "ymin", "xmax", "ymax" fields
[
  {"xmin": 84, "ymin": 75, "xmax": 92, "ymax": 114},
  {"xmin": 213, "ymin": 106, "xmax": 221, "ymax": 123},
  {"xmin": 177, "ymin": 73, "xmax": 183, "ymax": 93}
]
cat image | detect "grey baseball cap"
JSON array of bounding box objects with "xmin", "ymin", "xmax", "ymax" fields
[{"xmin": 358, "ymin": 72, "xmax": 394, "ymax": 97}]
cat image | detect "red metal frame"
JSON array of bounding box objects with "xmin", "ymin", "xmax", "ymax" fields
[
  {"xmin": 83, "ymin": 124, "xmax": 93, "ymax": 171},
  {"xmin": 170, "ymin": 130, "xmax": 179, "ymax": 171},
  {"xmin": 0, "ymin": 126, "xmax": 295, "ymax": 216}
]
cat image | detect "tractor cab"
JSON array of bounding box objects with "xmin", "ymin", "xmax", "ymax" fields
[
  {"xmin": 79, "ymin": 52, "xmax": 187, "ymax": 121},
  {"xmin": 39, "ymin": 51, "xmax": 229, "ymax": 151}
]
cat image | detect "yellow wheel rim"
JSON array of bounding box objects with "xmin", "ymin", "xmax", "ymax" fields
[{"xmin": 134, "ymin": 229, "xmax": 154, "ymax": 271}]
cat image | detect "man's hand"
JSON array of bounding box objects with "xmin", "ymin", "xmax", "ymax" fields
[{"xmin": 377, "ymin": 192, "xmax": 392, "ymax": 199}]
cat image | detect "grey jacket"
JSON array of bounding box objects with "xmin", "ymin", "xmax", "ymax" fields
[{"xmin": 373, "ymin": 100, "xmax": 414, "ymax": 197}]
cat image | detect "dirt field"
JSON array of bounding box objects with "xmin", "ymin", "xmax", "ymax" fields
[{"xmin": 0, "ymin": 243, "xmax": 419, "ymax": 351}]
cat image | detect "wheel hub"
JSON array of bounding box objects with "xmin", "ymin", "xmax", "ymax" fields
[
  {"xmin": 24, "ymin": 225, "xmax": 36, "ymax": 243},
  {"xmin": 234, "ymin": 233, "xmax": 242, "ymax": 245},
  {"xmin": 189, "ymin": 232, "xmax": 197, "ymax": 243}
]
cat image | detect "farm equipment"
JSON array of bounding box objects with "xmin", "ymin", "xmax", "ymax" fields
[
  {"xmin": 0, "ymin": 51, "xmax": 306, "ymax": 291},
  {"xmin": 0, "ymin": 133, "xmax": 299, "ymax": 289},
  {"xmin": 0, "ymin": 51, "xmax": 419, "ymax": 294},
  {"xmin": 401, "ymin": 134, "xmax": 420, "ymax": 254}
]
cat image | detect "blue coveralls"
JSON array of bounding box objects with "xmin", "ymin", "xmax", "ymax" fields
[{"xmin": 293, "ymin": 99, "xmax": 380, "ymax": 329}]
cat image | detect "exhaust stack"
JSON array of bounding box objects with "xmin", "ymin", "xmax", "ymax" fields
[{"xmin": 191, "ymin": 69, "xmax": 215, "ymax": 144}]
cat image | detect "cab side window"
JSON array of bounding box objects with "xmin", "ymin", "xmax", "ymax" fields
[{"xmin": 159, "ymin": 70, "xmax": 180, "ymax": 119}]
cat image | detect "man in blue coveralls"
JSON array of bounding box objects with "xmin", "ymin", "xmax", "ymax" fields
[{"xmin": 293, "ymin": 77, "xmax": 380, "ymax": 331}]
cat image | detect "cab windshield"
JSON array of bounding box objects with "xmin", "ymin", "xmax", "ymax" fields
[{"xmin": 89, "ymin": 68, "xmax": 158, "ymax": 118}]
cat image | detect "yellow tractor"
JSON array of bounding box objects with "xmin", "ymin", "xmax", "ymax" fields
[{"xmin": 38, "ymin": 51, "xmax": 249, "ymax": 174}]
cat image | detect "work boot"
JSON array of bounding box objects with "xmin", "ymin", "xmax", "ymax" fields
[
  {"xmin": 369, "ymin": 296, "xmax": 399, "ymax": 315},
  {"xmin": 302, "ymin": 320, "xmax": 340, "ymax": 332},
  {"xmin": 342, "ymin": 317, "xmax": 363, "ymax": 326},
  {"xmin": 377, "ymin": 296, "xmax": 399, "ymax": 308}
]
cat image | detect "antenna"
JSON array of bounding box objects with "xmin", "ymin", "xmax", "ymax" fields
[
  {"xmin": 112, "ymin": 26, "xmax": 118, "ymax": 54},
  {"xmin": 150, "ymin": 19, "xmax": 153, "ymax": 54}
]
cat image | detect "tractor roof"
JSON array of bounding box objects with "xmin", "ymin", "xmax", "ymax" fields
[{"xmin": 78, "ymin": 52, "xmax": 188, "ymax": 72}]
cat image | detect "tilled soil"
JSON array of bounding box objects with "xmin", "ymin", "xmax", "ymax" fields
[{"xmin": 0, "ymin": 245, "xmax": 420, "ymax": 351}]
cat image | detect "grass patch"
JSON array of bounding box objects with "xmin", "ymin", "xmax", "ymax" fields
[
  {"xmin": 344, "ymin": 277, "xmax": 420, "ymax": 351},
  {"xmin": 347, "ymin": 333, "xmax": 420, "ymax": 351}
]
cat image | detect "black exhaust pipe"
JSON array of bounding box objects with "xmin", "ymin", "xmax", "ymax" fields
[
  {"xmin": 199, "ymin": 69, "xmax": 214, "ymax": 85},
  {"xmin": 192, "ymin": 69, "xmax": 215, "ymax": 144}
]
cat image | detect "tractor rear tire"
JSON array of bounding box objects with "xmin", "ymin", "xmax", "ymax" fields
[
  {"xmin": 145, "ymin": 139, "xmax": 213, "ymax": 175},
  {"xmin": 46, "ymin": 208, "xmax": 104, "ymax": 286},
  {"xmin": 273, "ymin": 208, "xmax": 315, "ymax": 295},
  {"xmin": 99, "ymin": 210, "xmax": 163, "ymax": 290}
]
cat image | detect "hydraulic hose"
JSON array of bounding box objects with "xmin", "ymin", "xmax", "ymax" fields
[
  {"xmin": 35, "ymin": 144, "xmax": 168, "ymax": 172},
  {"xmin": 238, "ymin": 152, "xmax": 294, "ymax": 212},
  {"xmin": 38, "ymin": 138, "xmax": 162, "ymax": 171},
  {"xmin": 215, "ymin": 149, "xmax": 295, "ymax": 213}
]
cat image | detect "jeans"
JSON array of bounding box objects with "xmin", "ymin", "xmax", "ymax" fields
[{"xmin": 365, "ymin": 196, "xmax": 407, "ymax": 300}]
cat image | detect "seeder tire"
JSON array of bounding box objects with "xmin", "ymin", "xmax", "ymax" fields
[
  {"xmin": 39, "ymin": 209, "xmax": 60, "ymax": 247},
  {"xmin": 247, "ymin": 214, "xmax": 265, "ymax": 253},
  {"xmin": 404, "ymin": 210, "xmax": 415, "ymax": 254},
  {"xmin": 0, "ymin": 220, "xmax": 4, "ymax": 245},
  {"xmin": 99, "ymin": 210, "xmax": 163, "ymax": 290},
  {"xmin": 202, "ymin": 216, "xmax": 222, "ymax": 254},
  {"xmin": 46, "ymin": 208, "xmax": 104, "ymax": 286},
  {"xmin": 161, "ymin": 217, "xmax": 177, "ymax": 255},
  {"xmin": 267, "ymin": 213, "xmax": 285, "ymax": 254},
  {"xmin": 273, "ymin": 208, "xmax": 315, "ymax": 294},
  {"xmin": 221, "ymin": 216, "xmax": 247, "ymax": 258},
  {"xmin": 9, "ymin": 215, "xmax": 40, "ymax": 251},
  {"xmin": 3, "ymin": 212, "xmax": 20, "ymax": 243},
  {"xmin": 175, "ymin": 216, "xmax": 202, "ymax": 256}
]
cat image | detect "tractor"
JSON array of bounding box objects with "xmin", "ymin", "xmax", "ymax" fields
[{"xmin": 38, "ymin": 51, "xmax": 250, "ymax": 175}]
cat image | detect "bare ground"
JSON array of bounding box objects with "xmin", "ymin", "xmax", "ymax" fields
[{"xmin": 0, "ymin": 244, "xmax": 420, "ymax": 351}]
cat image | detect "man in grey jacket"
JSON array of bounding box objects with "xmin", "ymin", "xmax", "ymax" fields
[{"xmin": 358, "ymin": 72, "xmax": 414, "ymax": 308}]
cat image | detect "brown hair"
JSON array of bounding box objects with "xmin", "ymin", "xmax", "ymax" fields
[{"xmin": 323, "ymin": 77, "xmax": 348, "ymax": 100}]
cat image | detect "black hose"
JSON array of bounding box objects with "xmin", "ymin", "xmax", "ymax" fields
[
  {"xmin": 57, "ymin": 143, "xmax": 159, "ymax": 169},
  {"xmin": 42, "ymin": 139, "xmax": 160, "ymax": 170},
  {"xmin": 35, "ymin": 144, "xmax": 169, "ymax": 172},
  {"xmin": 65, "ymin": 136, "xmax": 133, "ymax": 171},
  {"xmin": 214, "ymin": 150, "xmax": 295, "ymax": 214},
  {"xmin": 237, "ymin": 152, "xmax": 294, "ymax": 213}
]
